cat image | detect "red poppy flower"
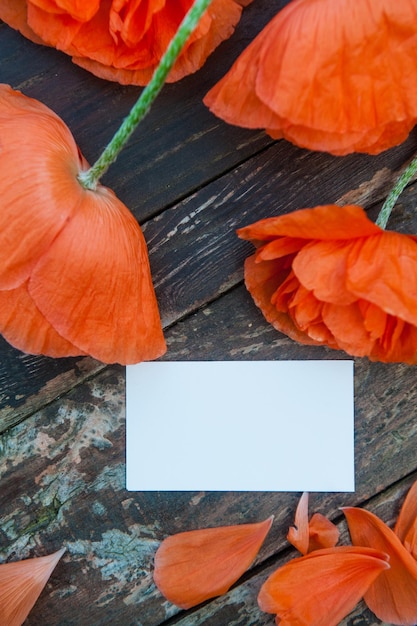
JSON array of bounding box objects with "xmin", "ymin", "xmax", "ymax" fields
[
  {"xmin": 205, "ymin": 0, "xmax": 417, "ymax": 155},
  {"xmin": 0, "ymin": 0, "xmax": 250, "ymax": 85},
  {"xmin": 0, "ymin": 548, "xmax": 65, "ymax": 626},
  {"xmin": 0, "ymin": 84, "xmax": 166, "ymax": 364},
  {"xmin": 153, "ymin": 516, "xmax": 273, "ymax": 609},
  {"xmin": 237, "ymin": 204, "xmax": 417, "ymax": 363},
  {"xmin": 344, "ymin": 481, "xmax": 417, "ymax": 625}
]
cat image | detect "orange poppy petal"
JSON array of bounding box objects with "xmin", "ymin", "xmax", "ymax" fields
[
  {"xmin": 347, "ymin": 231, "xmax": 417, "ymax": 327},
  {"xmin": 153, "ymin": 516, "xmax": 273, "ymax": 609},
  {"xmin": 308, "ymin": 513, "xmax": 340, "ymax": 553},
  {"xmin": 256, "ymin": 0, "xmax": 417, "ymax": 133},
  {"xmin": 0, "ymin": 283, "xmax": 83, "ymax": 357},
  {"xmin": 395, "ymin": 480, "xmax": 417, "ymax": 559},
  {"xmin": 287, "ymin": 492, "xmax": 310, "ymax": 555},
  {"xmin": 0, "ymin": 0, "xmax": 45, "ymax": 43},
  {"xmin": 293, "ymin": 240, "xmax": 359, "ymax": 306},
  {"xmin": 28, "ymin": 185, "xmax": 166, "ymax": 365},
  {"xmin": 322, "ymin": 302, "xmax": 377, "ymax": 357},
  {"xmin": 344, "ymin": 506, "xmax": 417, "ymax": 625},
  {"xmin": 205, "ymin": 0, "xmax": 417, "ymax": 155},
  {"xmin": 237, "ymin": 205, "xmax": 381, "ymax": 243},
  {"xmin": 243, "ymin": 255, "xmax": 322, "ymax": 346},
  {"xmin": 31, "ymin": 0, "xmax": 100, "ymax": 21},
  {"xmin": 258, "ymin": 546, "xmax": 389, "ymax": 626},
  {"xmin": 0, "ymin": 548, "xmax": 65, "ymax": 626},
  {"xmin": 0, "ymin": 84, "xmax": 83, "ymax": 290},
  {"xmin": 204, "ymin": 15, "xmax": 281, "ymax": 130},
  {"xmin": 287, "ymin": 494, "xmax": 340, "ymax": 556},
  {"xmin": 23, "ymin": 0, "xmax": 243, "ymax": 86}
]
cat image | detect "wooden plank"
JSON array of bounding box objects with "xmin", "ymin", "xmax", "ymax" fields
[
  {"xmin": 1, "ymin": 286, "xmax": 417, "ymax": 624},
  {"xmin": 0, "ymin": 338, "xmax": 105, "ymax": 433},
  {"xmin": 171, "ymin": 474, "xmax": 417, "ymax": 626}
]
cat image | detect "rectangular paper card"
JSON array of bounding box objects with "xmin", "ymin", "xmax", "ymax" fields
[{"xmin": 126, "ymin": 360, "xmax": 354, "ymax": 492}]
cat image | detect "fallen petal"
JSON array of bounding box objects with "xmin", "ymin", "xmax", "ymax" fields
[
  {"xmin": 344, "ymin": 506, "xmax": 417, "ymax": 625},
  {"xmin": 154, "ymin": 517, "xmax": 273, "ymax": 609},
  {"xmin": 0, "ymin": 548, "xmax": 65, "ymax": 626},
  {"xmin": 258, "ymin": 546, "xmax": 389, "ymax": 626},
  {"xmin": 395, "ymin": 480, "xmax": 417, "ymax": 559}
]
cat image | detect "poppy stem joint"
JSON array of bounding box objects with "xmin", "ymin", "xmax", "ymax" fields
[{"xmin": 77, "ymin": 0, "xmax": 213, "ymax": 191}]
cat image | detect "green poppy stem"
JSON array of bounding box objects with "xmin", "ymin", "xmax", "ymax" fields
[
  {"xmin": 78, "ymin": 0, "xmax": 212, "ymax": 191},
  {"xmin": 376, "ymin": 153, "xmax": 417, "ymax": 229}
]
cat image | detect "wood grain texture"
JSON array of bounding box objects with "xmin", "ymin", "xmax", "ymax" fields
[
  {"xmin": 1, "ymin": 293, "xmax": 417, "ymax": 624},
  {"xmin": 1, "ymin": 2, "xmax": 417, "ymax": 624}
]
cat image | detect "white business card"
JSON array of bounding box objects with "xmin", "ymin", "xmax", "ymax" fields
[{"xmin": 126, "ymin": 360, "xmax": 354, "ymax": 492}]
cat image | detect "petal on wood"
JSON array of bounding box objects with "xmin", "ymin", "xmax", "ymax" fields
[
  {"xmin": 287, "ymin": 494, "xmax": 341, "ymax": 556},
  {"xmin": 258, "ymin": 546, "xmax": 389, "ymax": 626},
  {"xmin": 308, "ymin": 513, "xmax": 340, "ymax": 553},
  {"xmin": 153, "ymin": 517, "xmax": 273, "ymax": 609},
  {"xmin": 287, "ymin": 492, "xmax": 310, "ymax": 555},
  {"xmin": 395, "ymin": 480, "xmax": 417, "ymax": 559},
  {"xmin": 344, "ymin": 506, "xmax": 417, "ymax": 625},
  {"xmin": 0, "ymin": 548, "xmax": 65, "ymax": 626},
  {"xmin": 28, "ymin": 185, "xmax": 166, "ymax": 364}
]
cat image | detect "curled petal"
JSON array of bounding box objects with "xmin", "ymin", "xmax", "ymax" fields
[
  {"xmin": 395, "ymin": 480, "xmax": 417, "ymax": 559},
  {"xmin": 0, "ymin": 548, "xmax": 65, "ymax": 626},
  {"xmin": 287, "ymin": 492, "xmax": 310, "ymax": 555},
  {"xmin": 344, "ymin": 506, "xmax": 417, "ymax": 625},
  {"xmin": 238, "ymin": 205, "xmax": 381, "ymax": 243},
  {"xmin": 154, "ymin": 516, "xmax": 273, "ymax": 609},
  {"xmin": 258, "ymin": 546, "xmax": 389, "ymax": 626},
  {"xmin": 287, "ymin": 494, "xmax": 340, "ymax": 556},
  {"xmin": 243, "ymin": 255, "xmax": 323, "ymax": 347},
  {"xmin": 346, "ymin": 231, "xmax": 417, "ymax": 327},
  {"xmin": 308, "ymin": 513, "xmax": 340, "ymax": 553}
]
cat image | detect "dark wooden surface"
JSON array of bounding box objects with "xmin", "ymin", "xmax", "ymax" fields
[{"xmin": 1, "ymin": 3, "xmax": 417, "ymax": 625}]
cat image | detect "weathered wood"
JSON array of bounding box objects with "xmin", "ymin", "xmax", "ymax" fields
[
  {"xmin": 1, "ymin": 290, "xmax": 417, "ymax": 624},
  {"xmin": 2, "ymin": 3, "xmax": 417, "ymax": 624}
]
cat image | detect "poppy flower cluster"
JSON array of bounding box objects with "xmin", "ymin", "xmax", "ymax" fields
[
  {"xmin": 0, "ymin": 0, "xmax": 250, "ymax": 86},
  {"xmin": 237, "ymin": 204, "xmax": 417, "ymax": 364},
  {"xmin": 153, "ymin": 483, "xmax": 417, "ymax": 625},
  {"xmin": 0, "ymin": 84, "xmax": 166, "ymax": 364},
  {"xmin": 0, "ymin": 548, "xmax": 65, "ymax": 626},
  {"xmin": 205, "ymin": 0, "xmax": 417, "ymax": 155}
]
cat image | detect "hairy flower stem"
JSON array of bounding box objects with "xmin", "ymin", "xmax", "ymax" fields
[
  {"xmin": 376, "ymin": 154, "xmax": 417, "ymax": 229},
  {"xmin": 78, "ymin": 0, "xmax": 212, "ymax": 191}
]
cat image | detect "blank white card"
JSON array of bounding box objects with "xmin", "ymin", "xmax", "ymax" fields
[{"xmin": 126, "ymin": 360, "xmax": 354, "ymax": 492}]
